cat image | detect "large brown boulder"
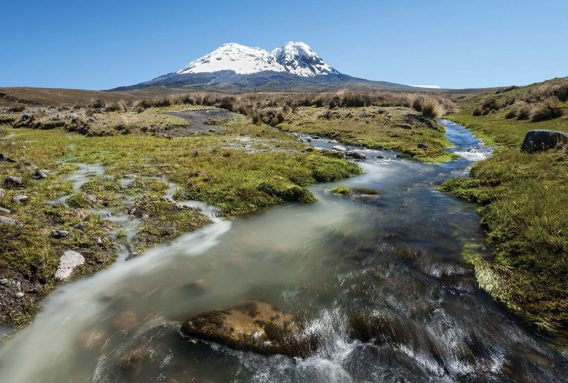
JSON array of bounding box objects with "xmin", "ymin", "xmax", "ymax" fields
[
  {"xmin": 180, "ymin": 301, "xmax": 317, "ymax": 357},
  {"xmin": 520, "ymin": 130, "xmax": 568, "ymax": 152}
]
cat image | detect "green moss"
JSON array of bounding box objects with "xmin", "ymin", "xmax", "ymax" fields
[{"xmin": 330, "ymin": 186, "xmax": 352, "ymax": 195}]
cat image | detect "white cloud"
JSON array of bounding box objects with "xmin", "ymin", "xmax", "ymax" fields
[{"xmin": 411, "ymin": 84, "xmax": 441, "ymax": 89}]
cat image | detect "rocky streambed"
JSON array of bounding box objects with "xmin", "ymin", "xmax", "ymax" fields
[{"xmin": 0, "ymin": 120, "xmax": 566, "ymax": 382}]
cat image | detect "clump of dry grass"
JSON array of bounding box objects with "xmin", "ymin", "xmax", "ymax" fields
[{"xmin": 412, "ymin": 97, "xmax": 445, "ymax": 119}]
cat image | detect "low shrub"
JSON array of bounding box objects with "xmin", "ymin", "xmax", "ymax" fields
[{"xmin": 530, "ymin": 97, "xmax": 564, "ymax": 122}]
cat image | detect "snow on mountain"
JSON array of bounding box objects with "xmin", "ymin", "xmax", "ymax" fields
[
  {"xmin": 177, "ymin": 42, "xmax": 337, "ymax": 78},
  {"xmin": 272, "ymin": 42, "xmax": 338, "ymax": 77}
]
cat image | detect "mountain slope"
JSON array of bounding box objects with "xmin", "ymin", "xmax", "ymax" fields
[{"xmin": 115, "ymin": 42, "xmax": 412, "ymax": 92}]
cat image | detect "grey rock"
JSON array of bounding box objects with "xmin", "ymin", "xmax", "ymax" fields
[
  {"xmin": 32, "ymin": 169, "xmax": 48, "ymax": 180},
  {"xmin": 51, "ymin": 230, "xmax": 69, "ymax": 239},
  {"xmin": 0, "ymin": 188, "xmax": 5, "ymax": 198},
  {"xmin": 345, "ymin": 151, "xmax": 367, "ymax": 160},
  {"xmin": 521, "ymin": 130, "xmax": 568, "ymax": 153},
  {"xmin": 74, "ymin": 222, "xmax": 88, "ymax": 230},
  {"xmin": 332, "ymin": 145, "xmax": 347, "ymax": 152},
  {"xmin": 4, "ymin": 175, "xmax": 22, "ymax": 187},
  {"xmin": 54, "ymin": 250, "xmax": 85, "ymax": 281},
  {"xmin": 417, "ymin": 143, "xmax": 429, "ymax": 150},
  {"xmin": 0, "ymin": 216, "xmax": 23, "ymax": 227},
  {"xmin": 0, "ymin": 154, "xmax": 16, "ymax": 163},
  {"xmin": 12, "ymin": 194, "xmax": 28, "ymax": 204},
  {"xmin": 0, "ymin": 207, "xmax": 11, "ymax": 214}
]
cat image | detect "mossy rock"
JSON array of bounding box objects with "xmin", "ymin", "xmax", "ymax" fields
[
  {"xmin": 258, "ymin": 180, "xmax": 316, "ymax": 203},
  {"xmin": 180, "ymin": 301, "xmax": 317, "ymax": 357},
  {"xmin": 330, "ymin": 186, "xmax": 352, "ymax": 195}
]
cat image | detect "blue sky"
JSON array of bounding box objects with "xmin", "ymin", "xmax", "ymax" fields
[{"xmin": 1, "ymin": 0, "xmax": 566, "ymax": 90}]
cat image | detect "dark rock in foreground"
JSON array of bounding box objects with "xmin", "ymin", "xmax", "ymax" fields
[
  {"xmin": 180, "ymin": 301, "xmax": 317, "ymax": 357},
  {"xmin": 521, "ymin": 130, "xmax": 568, "ymax": 152}
]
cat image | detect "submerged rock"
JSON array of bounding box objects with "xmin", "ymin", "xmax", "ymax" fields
[
  {"xmin": 350, "ymin": 188, "xmax": 380, "ymax": 201},
  {"xmin": 117, "ymin": 344, "xmax": 151, "ymax": 374},
  {"xmin": 521, "ymin": 130, "xmax": 568, "ymax": 152},
  {"xmin": 348, "ymin": 312, "xmax": 444, "ymax": 366},
  {"xmin": 112, "ymin": 310, "xmax": 140, "ymax": 333},
  {"xmin": 180, "ymin": 301, "xmax": 316, "ymax": 357},
  {"xmin": 331, "ymin": 186, "xmax": 380, "ymax": 201},
  {"xmin": 345, "ymin": 151, "xmax": 367, "ymax": 160},
  {"xmin": 54, "ymin": 250, "xmax": 85, "ymax": 281},
  {"xmin": 76, "ymin": 329, "xmax": 107, "ymax": 351},
  {"xmin": 332, "ymin": 145, "xmax": 347, "ymax": 152}
]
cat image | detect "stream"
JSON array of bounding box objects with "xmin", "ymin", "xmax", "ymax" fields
[{"xmin": 0, "ymin": 120, "xmax": 566, "ymax": 382}]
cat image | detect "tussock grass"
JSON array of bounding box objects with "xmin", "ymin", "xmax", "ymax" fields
[{"xmin": 416, "ymin": 98, "xmax": 445, "ymax": 119}]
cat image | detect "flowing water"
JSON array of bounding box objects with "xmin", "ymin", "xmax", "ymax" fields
[{"xmin": 0, "ymin": 120, "xmax": 566, "ymax": 382}]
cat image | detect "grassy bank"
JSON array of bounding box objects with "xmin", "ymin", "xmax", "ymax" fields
[
  {"xmin": 278, "ymin": 106, "xmax": 455, "ymax": 162},
  {"xmin": 443, "ymin": 103, "xmax": 568, "ymax": 338},
  {"xmin": 0, "ymin": 115, "xmax": 360, "ymax": 325}
]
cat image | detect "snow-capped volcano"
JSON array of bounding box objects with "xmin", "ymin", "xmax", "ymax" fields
[
  {"xmin": 116, "ymin": 41, "xmax": 411, "ymax": 92},
  {"xmin": 177, "ymin": 42, "xmax": 338, "ymax": 77}
]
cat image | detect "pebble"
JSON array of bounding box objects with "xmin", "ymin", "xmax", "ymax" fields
[
  {"xmin": 12, "ymin": 194, "xmax": 28, "ymax": 204},
  {"xmin": 32, "ymin": 170, "xmax": 48, "ymax": 180},
  {"xmin": 51, "ymin": 230, "xmax": 69, "ymax": 239}
]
